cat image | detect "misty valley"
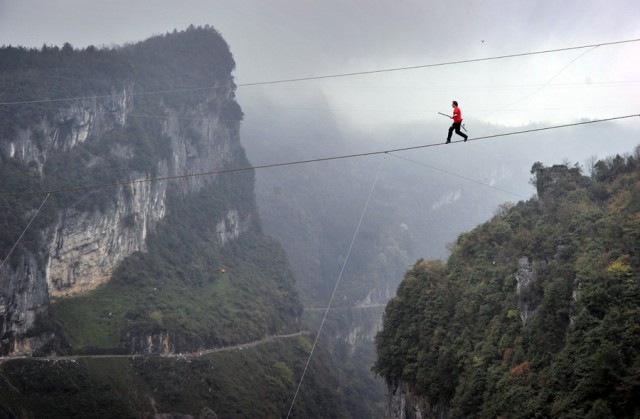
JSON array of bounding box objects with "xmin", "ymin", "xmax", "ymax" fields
[{"xmin": 0, "ymin": 25, "xmax": 639, "ymax": 418}]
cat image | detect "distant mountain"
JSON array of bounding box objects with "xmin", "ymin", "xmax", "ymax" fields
[{"xmin": 374, "ymin": 148, "xmax": 640, "ymax": 418}]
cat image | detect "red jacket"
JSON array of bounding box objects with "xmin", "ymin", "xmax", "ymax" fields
[{"xmin": 452, "ymin": 106, "xmax": 462, "ymax": 123}]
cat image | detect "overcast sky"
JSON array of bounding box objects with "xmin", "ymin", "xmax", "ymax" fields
[{"xmin": 1, "ymin": 0, "xmax": 639, "ymax": 128}]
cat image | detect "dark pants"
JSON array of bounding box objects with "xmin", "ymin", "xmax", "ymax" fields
[{"xmin": 447, "ymin": 122, "xmax": 467, "ymax": 142}]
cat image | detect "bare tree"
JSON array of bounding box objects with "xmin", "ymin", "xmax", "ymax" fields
[{"xmin": 584, "ymin": 155, "xmax": 598, "ymax": 178}]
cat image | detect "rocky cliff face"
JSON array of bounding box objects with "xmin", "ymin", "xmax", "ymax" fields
[
  {"xmin": 0, "ymin": 253, "xmax": 50, "ymax": 355},
  {"xmin": 0, "ymin": 63, "xmax": 248, "ymax": 356},
  {"xmin": 515, "ymin": 256, "xmax": 541, "ymax": 325},
  {"xmin": 4, "ymin": 90, "xmax": 132, "ymax": 173},
  {"xmin": 47, "ymin": 179, "xmax": 166, "ymax": 297},
  {"xmin": 387, "ymin": 380, "xmax": 423, "ymax": 419},
  {"xmin": 387, "ymin": 379, "xmax": 449, "ymax": 419}
]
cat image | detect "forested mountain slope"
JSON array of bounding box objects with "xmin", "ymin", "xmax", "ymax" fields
[
  {"xmin": 0, "ymin": 27, "xmax": 348, "ymax": 417},
  {"xmin": 375, "ymin": 148, "xmax": 640, "ymax": 418}
]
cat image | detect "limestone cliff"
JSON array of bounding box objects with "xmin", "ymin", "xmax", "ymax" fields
[
  {"xmin": 386, "ymin": 379, "xmax": 449, "ymax": 419},
  {"xmin": 4, "ymin": 90, "xmax": 132, "ymax": 173},
  {"xmin": 0, "ymin": 27, "xmax": 252, "ymax": 356},
  {"xmin": 515, "ymin": 256, "xmax": 541, "ymax": 325}
]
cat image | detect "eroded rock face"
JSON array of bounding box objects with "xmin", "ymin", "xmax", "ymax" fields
[
  {"xmin": 4, "ymin": 90, "xmax": 132, "ymax": 173},
  {"xmin": 0, "ymin": 253, "xmax": 50, "ymax": 355},
  {"xmin": 515, "ymin": 256, "xmax": 538, "ymax": 325},
  {"xmin": 47, "ymin": 181, "xmax": 167, "ymax": 297},
  {"xmin": 125, "ymin": 330, "xmax": 173, "ymax": 355},
  {"xmin": 387, "ymin": 379, "xmax": 449, "ymax": 419}
]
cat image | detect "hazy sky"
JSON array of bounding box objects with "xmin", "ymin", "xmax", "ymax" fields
[{"xmin": 1, "ymin": 0, "xmax": 639, "ymax": 128}]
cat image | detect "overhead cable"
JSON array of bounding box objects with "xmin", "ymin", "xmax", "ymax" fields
[
  {"xmin": 0, "ymin": 193, "xmax": 50, "ymax": 272},
  {"xmin": 0, "ymin": 38, "xmax": 638, "ymax": 106},
  {"xmin": 238, "ymin": 39, "xmax": 640, "ymax": 87}
]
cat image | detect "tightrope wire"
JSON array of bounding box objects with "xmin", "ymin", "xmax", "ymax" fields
[{"xmin": 0, "ymin": 113, "xmax": 637, "ymax": 198}]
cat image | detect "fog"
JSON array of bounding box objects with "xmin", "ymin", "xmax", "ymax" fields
[
  {"xmin": 240, "ymin": 84, "xmax": 640, "ymax": 263},
  {"xmin": 2, "ymin": 0, "xmax": 639, "ymax": 128}
]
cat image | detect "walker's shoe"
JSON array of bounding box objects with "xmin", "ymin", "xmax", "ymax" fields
[
  {"xmin": 464, "ymin": 137, "xmax": 468, "ymax": 142},
  {"xmin": 446, "ymin": 140, "xmax": 451, "ymax": 144}
]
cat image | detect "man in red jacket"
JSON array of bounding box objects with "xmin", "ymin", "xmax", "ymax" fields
[{"xmin": 446, "ymin": 100, "xmax": 468, "ymax": 143}]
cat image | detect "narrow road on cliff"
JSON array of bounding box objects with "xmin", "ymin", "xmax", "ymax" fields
[
  {"xmin": 304, "ymin": 304, "xmax": 387, "ymax": 311},
  {"xmin": 0, "ymin": 331, "xmax": 309, "ymax": 364},
  {"xmin": 172, "ymin": 331, "xmax": 309, "ymax": 358}
]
